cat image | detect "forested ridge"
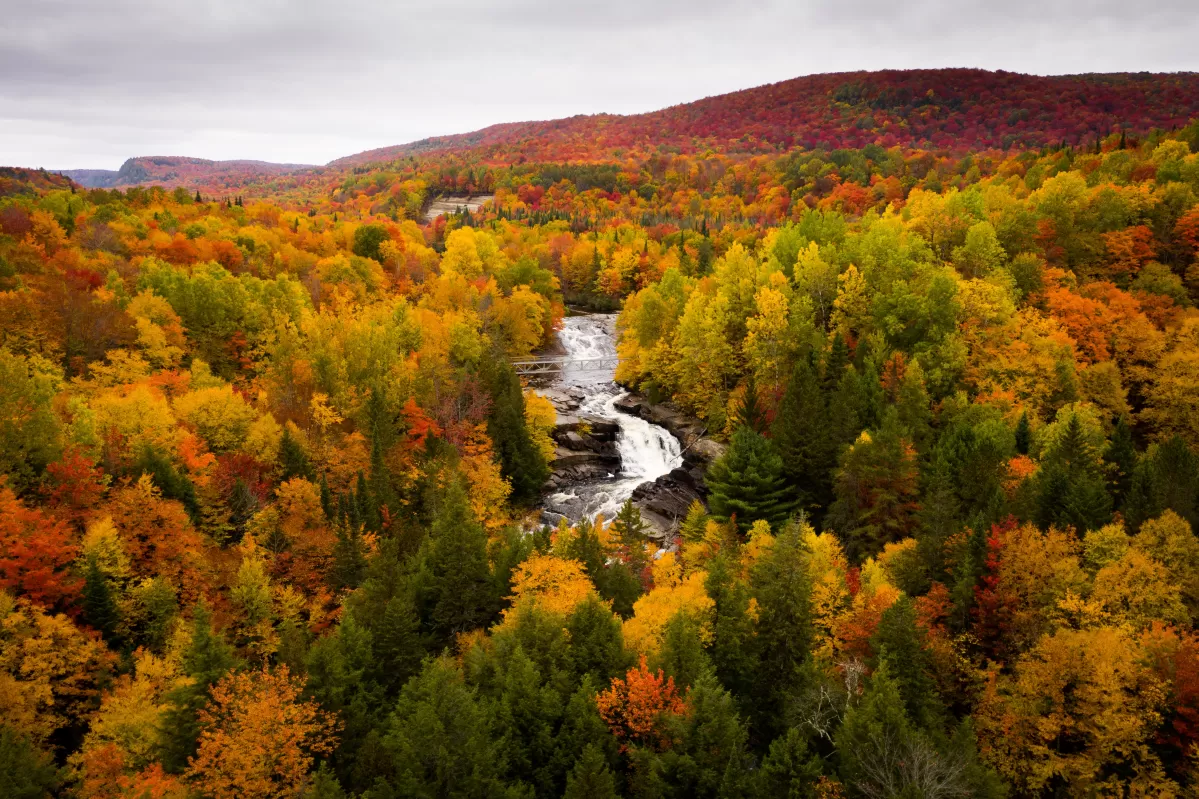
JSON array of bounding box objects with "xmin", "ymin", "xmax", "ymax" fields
[{"xmin": 4, "ymin": 85, "xmax": 1199, "ymax": 798}]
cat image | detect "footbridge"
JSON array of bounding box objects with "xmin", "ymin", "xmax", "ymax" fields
[{"xmin": 511, "ymin": 356, "xmax": 619, "ymax": 376}]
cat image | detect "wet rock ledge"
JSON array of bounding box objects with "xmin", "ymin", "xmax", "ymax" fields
[
  {"xmin": 538, "ymin": 388, "xmax": 621, "ymax": 491},
  {"xmin": 612, "ymin": 393, "xmax": 728, "ymax": 535}
]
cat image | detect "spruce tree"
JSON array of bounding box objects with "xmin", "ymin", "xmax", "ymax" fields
[
  {"xmin": 757, "ymin": 728, "xmax": 823, "ymax": 798},
  {"xmin": 82, "ymin": 554, "xmax": 120, "ymax": 645},
  {"xmin": 279, "ymin": 427, "xmax": 314, "ymax": 482},
  {"xmin": 704, "ymin": 555, "xmax": 758, "ymax": 703},
  {"xmin": 566, "ymin": 596, "xmax": 629, "ymax": 685},
  {"xmin": 706, "ymin": 427, "xmax": 798, "ymax": 533},
  {"xmin": 1104, "ymin": 415, "xmax": 1136, "ymax": 506},
  {"xmin": 374, "ymin": 593, "xmax": 423, "ymax": 692},
  {"xmin": 749, "ymin": 524, "xmax": 814, "ymax": 738},
  {"xmin": 420, "ymin": 478, "xmax": 498, "ymax": 641},
  {"xmin": 331, "ymin": 519, "xmax": 367, "ymax": 593},
  {"xmin": 611, "ymin": 499, "xmax": 650, "ymax": 580},
  {"xmin": 870, "ymin": 597, "xmax": 944, "ymax": 731},
  {"xmin": 159, "ymin": 604, "xmax": 237, "ymax": 772},
  {"xmin": 772, "ymin": 356, "xmax": 833, "ymax": 513},
  {"xmin": 1014, "ymin": 411, "xmax": 1031, "ymax": 455},
  {"xmin": 732, "ymin": 376, "xmax": 767, "ymax": 433},
  {"xmin": 679, "ymin": 500, "xmax": 709, "ymax": 545},
  {"xmin": 0, "ymin": 727, "xmax": 60, "ymax": 799},
  {"xmin": 1035, "ymin": 414, "xmax": 1111, "ymax": 532},
  {"xmin": 485, "ymin": 360, "xmax": 549, "ymax": 504},
  {"xmin": 563, "ymin": 744, "xmax": 619, "ymax": 799}
]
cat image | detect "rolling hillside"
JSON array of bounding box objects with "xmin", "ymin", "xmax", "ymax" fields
[{"xmin": 334, "ymin": 68, "xmax": 1199, "ymax": 166}]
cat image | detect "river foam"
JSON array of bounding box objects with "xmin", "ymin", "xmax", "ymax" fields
[{"xmin": 542, "ymin": 314, "xmax": 681, "ymax": 524}]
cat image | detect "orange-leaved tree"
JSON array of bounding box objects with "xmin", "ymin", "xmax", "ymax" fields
[
  {"xmin": 596, "ymin": 654, "xmax": 688, "ymax": 752},
  {"xmin": 186, "ymin": 665, "xmax": 339, "ymax": 799}
]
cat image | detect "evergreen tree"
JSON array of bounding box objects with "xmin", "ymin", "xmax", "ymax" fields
[
  {"xmin": 418, "ymin": 478, "xmax": 498, "ymax": 641},
  {"xmin": 823, "ymin": 333, "xmax": 851, "ymax": 393},
  {"xmin": 732, "ymin": 377, "xmax": 767, "ymax": 434},
  {"xmin": 655, "ymin": 610, "xmax": 711, "ymax": 690},
  {"xmin": 279, "ymin": 427, "xmax": 315, "ymax": 482},
  {"xmin": 895, "ymin": 361, "xmax": 933, "ymax": 455},
  {"xmin": 564, "ymin": 744, "xmax": 619, "ymax": 799},
  {"xmin": 158, "ymin": 604, "xmax": 237, "ymax": 772},
  {"xmin": 836, "ymin": 659, "xmax": 916, "ymax": 795},
  {"xmin": 870, "ymin": 597, "xmax": 944, "ymax": 731},
  {"xmin": 319, "ymin": 472, "xmax": 334, "ymax": 521},
  {"xmin": 757, "ymin": 728, "xmax": 823, "ymax": 798},
  {"xmin": 193, "ymin": 190, "xmax": 202, "ymax": 203},
  {"xmin": 653, "ymin": 672, "xmax": 754, "ymax": 797},
  {"xmin": 704, "ymin": 555, "xmax": 758, "ymax": 705},
  {"xmin": 486, "ymin": 360, "xmax": 549, "ymax": 504},
  {"xmin": 749, "ymin": 524, "xmax": 814, "ymax": 738},
  {"xmin": 1014, "ymin": 411, "xmax": 1031, "ymax": 455},
  {"xmin": 772, "ymin": 356, "xmax": 833, "ymax": 513},
  {"xmin": 611, "ymin": 499, "xmax": 650, "ymax": 581},
  {"xmin": 706, "ymin": 427, "xmax": 798, "ymax": 533},
  {"xmin": 1035, "ymin": 414, "xmax": 1111, "ymax": 532},
  {"xmin": 489, "ymin": 647, "xmax": 561, "ymax": 795},
  {"xmin": 330, "ymin": 519, "xmax": 367, "ymax": 592},
  {"xmin": 566, "ymin": 596, "xmax": 628, "ymax": 685},
  {"xmin": 377, "ymin": 659, "xmax": 508, "ymax": 798},
  {"xmin": 1104, "ymin": 415, "xmax": 1136, "ymax": 506},
  {"xmin": 82, "ymin": 554, "xmax": 120, "ymax": 645},
  {"xmin": 0, "ymin": 726, "xmax": 60, "ymax": 799},
  {"xmin": 374, "ymin": 593, "xmax": 424, "ymax": 692}
]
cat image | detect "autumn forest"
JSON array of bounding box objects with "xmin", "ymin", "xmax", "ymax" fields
[{"xmin": 5, "ymin": 68, "xmax": 1199, "ymax": 798}]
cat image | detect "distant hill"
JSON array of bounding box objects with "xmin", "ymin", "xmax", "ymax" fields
[
  {"xmin": 61, "ymin": 156, "xmax": 315, "ymax": 190},
  {"xmin": 333, "ymin": 68, "xmax": 1199, "ymax": 166},
  {"xmin": 0, "ymin": 166, "xmax": 77, "ymax": 198}
]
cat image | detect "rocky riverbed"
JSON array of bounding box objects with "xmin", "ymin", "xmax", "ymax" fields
[{"xmin": 534, "ymin": 316, "xmax": 726, "ymax": 541}]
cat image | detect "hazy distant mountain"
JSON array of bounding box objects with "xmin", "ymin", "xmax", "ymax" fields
[{"xmin": 61, "ymin": 156, "xmax": 315, "ymax": 189}]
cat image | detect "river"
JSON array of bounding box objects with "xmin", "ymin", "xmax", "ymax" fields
[{"xmin": 540, "ymin": 314, "xmax": 682, "ymax": 524}]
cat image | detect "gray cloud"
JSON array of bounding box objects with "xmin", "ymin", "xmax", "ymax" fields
[{"xmin": 1, "ymin": 0, "xmax": 1196, "ymax": 169}]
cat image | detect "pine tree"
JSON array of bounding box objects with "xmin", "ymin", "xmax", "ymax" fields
[
  {"xmin": 836, "ymin": 659, "xmax": 916, "ymax": 795},
  {"xmin": 655, "ymin": 611, "xmax": 711, "ymax": 690},
  {"xmin": 611, "ymin": 499, "xmax": 650, "ymax": 581},
  {"xmin": 82, "ymin": 554, "xmax": 120, "ymax": 645},
  {"xmin": 420, "ymin": 478, "xmax": 498, "ymax": 641},
  {"xmin": 159, "ymin": 604, "xmax": 237, "ymax": 772},
  {"xmin": 1104, "ymin": 415, "xmax": 1136, "ymax": 505},
  {"xmin": 279, "ymin": 427, "xmax": 315, "ymax": 482},
  {"xmin": 732, "ymin": 377, "xmax": 767, "ymax": 434},
  {"xmin": 319, "ymin": 473, "xmax": 334, "ymax": 521},
  {"xmin": 870, "ymin": 597, "xmax": 943, "ymax": 731},
  {"xmin": 706, "ymin": 427, "xmax": 798, "ymax": 533},
  {"xmin": 563, "ymin": 744, "xmax": 619, "ymax": 799},
  {"xmin": 374, "ymin": 593, "xmax": 423, "ymax": 692},
  {"xmin": 1014, "ymin": 411, "xmax": 1031, "ymax": 455},
  {"xmin": 485, "ymin": 360, "xmax": 549, "ymax": 504},
  {"xmin": 331, "ymin": 519, "xmax": 367, "ymax": 593},
  {"xmin": 895, "ymin": 361, "xmax": 932, "ymax": 454},
  {"xmin": 749, "ymin": 525, "xmax": 814, "ymax": 738},
  {"xmin": 567, "ymin": 596, "xmax": 629, "ymax": 685},
  {"xmin": 704, "ymin": 555, "xmax": 758, "ymax": 703},
  {"xmin": 757, "ymin": 728, "xmax": 823, "ymax": 798},
  {"xmin": 1035, "ymin": 414, "xmax": 1111, "ymax": 532},
  {"xmin": 0, "ymin": 727, "xmax": 60, "ymax": 799},
  {"xmin": 772, "ymin": 356, "xmax": 833, "ymax": 513}
]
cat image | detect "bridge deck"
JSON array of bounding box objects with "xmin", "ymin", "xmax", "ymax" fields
[{"xmin": 511, "ymin": 356, "xmax": 619, "ymax": 375}]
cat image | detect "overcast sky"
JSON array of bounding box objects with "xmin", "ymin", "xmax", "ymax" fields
[{"xmin": 3, "ymin": 0, "xmax": 1197, "ymax": 170}]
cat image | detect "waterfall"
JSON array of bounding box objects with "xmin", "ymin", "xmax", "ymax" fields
[{"xmin": 543, "ymin": 314, "xmax": 682, "ymax": 524}]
